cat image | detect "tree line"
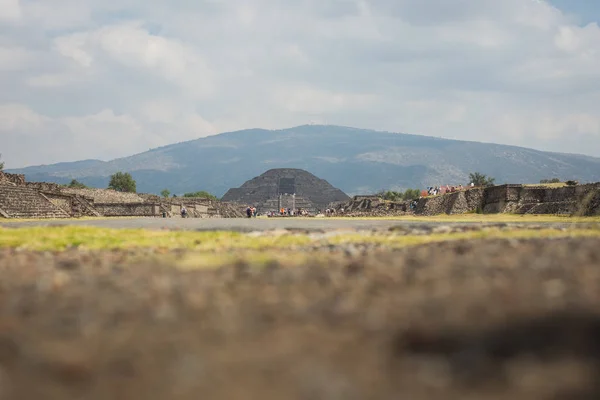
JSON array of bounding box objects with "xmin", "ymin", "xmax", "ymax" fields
[{"xmin": 376, "ymin": 188, "xmax": 421, "ymax": 202}]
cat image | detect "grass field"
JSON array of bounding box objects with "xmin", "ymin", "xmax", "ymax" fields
[
  {"xmin": 1, "ymin": 224, "xmax": 599, "ymax": 253},
  {"xmin": 3, "ymin": 213, "xmax": 600, "ymax": 224}
]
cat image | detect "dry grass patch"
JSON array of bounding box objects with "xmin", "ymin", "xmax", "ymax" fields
[{"xmin": 1, "ymin": 224, "xmax": 599, "ymax": 255}]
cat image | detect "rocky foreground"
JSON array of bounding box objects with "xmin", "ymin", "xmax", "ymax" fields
[{"xmin": 1, "ymin": 230, "xmax": 600, "ymax": 399}]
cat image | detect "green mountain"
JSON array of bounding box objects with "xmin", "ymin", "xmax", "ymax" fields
[{"xmin": 8, "ymin": 125, "xmax": 600, "ymax": 196}]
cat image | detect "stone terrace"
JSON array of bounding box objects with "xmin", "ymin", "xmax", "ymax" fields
[
  {"xmin": 0, "ymin": 172, "xmax": 244, "ymax": 219},
  {"xmin": 35, "ymin": 185, "xmax": 145, "ymax": 204},
  {"xmin": 331, "ymin": 183, "xmax": 600, "ymax": 217},
  {"xmin": 0, "ymin": 185, "xmax": 70, "ymax": 219}
]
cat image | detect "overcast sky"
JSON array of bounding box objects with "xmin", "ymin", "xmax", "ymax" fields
[{"xmin": 1, "ymin": 0, "xmax": 600, "ymax": 168}]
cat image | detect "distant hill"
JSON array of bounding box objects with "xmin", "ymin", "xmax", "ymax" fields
[{"xmin": 8, "ymin": 125, "xmax": 600, "ymax": 197}]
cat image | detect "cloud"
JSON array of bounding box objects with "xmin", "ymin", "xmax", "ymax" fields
[
  {"xmin": 0, "ymin": 0, "xmax": 21, "ymax": 21},
  {"xmin": 1, "ymin": 0, "xmax": 600, "ymax": 168},
  {"xmin": 0, "ymin": 104, "xmax": 213, "ymax": 166}
]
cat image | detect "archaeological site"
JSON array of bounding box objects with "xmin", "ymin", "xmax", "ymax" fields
[
  {"xmin": 221, "ymin": 168, "xmax": 350, "ymax": 213},
  {"xmin": 1, "ymin": 168, "xmax": 599, "ymax": 219},
  {"xmin": 0, "ymin": 171, "xmax": 243, "ymax": 219},
  {"xmin": 333, "ymin": 182, "xmax": 600, "ymax": 217}
]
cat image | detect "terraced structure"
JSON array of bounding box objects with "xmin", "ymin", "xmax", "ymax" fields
[
  {"xmin": 0, "ymin": 171, "xmax": 243, "ymax": 219},
  {"xmin": 221, "ymin": 168, "xmax": 350, "ymax": 213}
]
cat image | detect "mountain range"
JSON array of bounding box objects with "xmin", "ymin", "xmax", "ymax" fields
[{"xmin": 8, "ymin": 125, "xmax": 600, "ymax": 197}]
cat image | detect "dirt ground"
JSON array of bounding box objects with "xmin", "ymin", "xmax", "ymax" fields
[{"xmin": 1, "ymin": 227, "xmax": 600, "ymax": 399}]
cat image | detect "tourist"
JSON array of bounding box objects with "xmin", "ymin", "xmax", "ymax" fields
[
  {"xmin": 246, "ymin": 206, "xmax": 252, "ymax": 218},
  {"xmin": 181, "ymin": 206, "xmax": 187, "ymax": 218}
]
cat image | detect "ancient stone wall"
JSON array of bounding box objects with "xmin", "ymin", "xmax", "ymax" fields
[
  {"xmin": 572, "ymin": 185, "xmax": 600, "ymax": 216},
  {"xmin": 335, "ymin": 183, "xmax": 599, "ymax": 217},
  {"xmin": 136, "ymin": 194, "xmax": 233, "ymax": 218},
  {"xmin": 525, "ymin": 202, "xmax": 577, "ymax": 215},
  {"xmin": 0, "ymin": 172, "xmax": 25, "ymax": 186},
  {"xmin": 60, "ymin": 188, "xmax": 144, "ymax": 203},
  {"xmin": 44, "ymin": 193, "xmax": 73, "ymax": 215},
  {"xmin": 414, "ymin": 183, "xmax": 600, "ymax": 216},
  {"xmin": 1, "ymin": 174, "xmax": 243, "ymax": 219},
  {"xmin": 40, "ymin": 192, "xmax": 101, "ymax": 218},
  {"xmin": 23, "ymin": 183, "xmax": 144, "ymax": 204},
  {"xmin": 24, "ymin": 181, "xmax": 65, "ymax": 192},
  {"xmin": 93, "ymin": 203, "xmax": 160, "ymax": 217},
  {"xmin": 415, "ymin": 189, "xmax": 485, "ymax": 216}
]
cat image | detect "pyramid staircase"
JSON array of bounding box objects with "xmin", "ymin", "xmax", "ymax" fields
[{"xmin": 0, "ymin": 185, "xmax": 70, "ymax": 219}]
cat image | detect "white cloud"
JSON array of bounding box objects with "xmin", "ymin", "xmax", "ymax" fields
[
  {"xmin": 1, "ymin": 0, "xmax": 600, "ymax": 168},
  {"xmin": 52, "ymin": 21, "xmax": 215, "ymax": 97},
  {"xmin": 54, "ymin": 33, "xmax": 94, "ymax": 67},
  {"xmin": 0, "ymin": 46, "xmax": 34, "ymax": 71},
  {"xmin": 0, "ymin": 0, "xmax": 21, "ymax": 21},
  {"xmin": 0, "ymin": 105, "xmax": 213, "ymax": 166},
  {"xmin": 274, "ymin": 85, "xmax": 378, "ymax": 114}
]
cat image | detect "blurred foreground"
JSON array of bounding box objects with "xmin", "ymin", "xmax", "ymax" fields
[{"xmin": 1, "ymin": 228, "xmax": 600, "ymax": 399}]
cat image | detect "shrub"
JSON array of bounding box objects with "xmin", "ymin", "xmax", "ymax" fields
[
  {"xmin": 108, "ymin": 172, "xmax": 137, "ymax": 193},
  {"xmin": 68, "ymin": 179, "xmax": 88, "ymax": 189},
  {"xmin": 469, "ymin": 172, "xmax": 495, "ymax": 187},
  {"xmin": 540, "ymin": 178, "xmax": 561, "ymax": 184},
  {"xmin": 183, "ymin": 191, "xmax": 217, "ymax": 200}
]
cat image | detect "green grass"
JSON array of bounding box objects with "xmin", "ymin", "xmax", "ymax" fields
[
  {"xmin": 3, "ymin": 214, "xmax": 599, "ymax": 225},
  {"xmin": 1, "ymin": 225, "xmax": 599, "ymax": 252},
  {"xmin": 0, "ymin": 226, "xmax": 312, "ymax": 251}
]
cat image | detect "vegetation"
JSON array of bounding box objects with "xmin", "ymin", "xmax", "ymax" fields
[
  {"xmin": 469, "ymin": 172, "xmax": 495, "ymax": 187},
  {"xmin": 0, "ymin": 225, "xmax": 598, "ymax": 253},
  {"xmin": 376, "ymin": 188, "xmax": 421, "ymax": 201},
  {"xmin": 540, "ymin": 178, "xmax": 561, "ymax": 184},
  {"xmin": 183, "ymin": 191, "xmax": 218, "ymax": 200},
  {"xmin": 161, "ymin": 189, "xmax": 171, "ymax": 198},
  {"xmin": 68, "ymin": 179, "xmax": 88, "ymax": 189},
  {"xmin": 108, "ymin": 172, "xmax": 137, "ymax": 193},
  {"xmin": 0, "ymin": 153, "xmax": 4, "ymax": 171}
]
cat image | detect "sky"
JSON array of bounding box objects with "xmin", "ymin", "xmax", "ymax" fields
[{"xmin": 1, "ymin": 0, "xmax": 600, "ymax": 168}]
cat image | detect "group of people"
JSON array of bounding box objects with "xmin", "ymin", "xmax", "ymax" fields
[
  {"xmin": 266, "ymin": 208, "xmax": 310, "ymax": 217},
  {"xmin": 246, "ymin": 207, "xmax": 315, "ymax": 217},
  {"xmin": 245, "ymin": 206, "xmax": 257, "ymax": 218},
  {"xmin": 323, "ymin": 207, "xmax": 344, "ymax": 216}
]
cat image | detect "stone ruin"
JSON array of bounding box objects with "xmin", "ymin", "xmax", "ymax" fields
[
  {"xmin": 331, "ymin": 183, "xmax": 600, "ymax": 217},
  {"xmin": 0, "ymin": 171, "xmax": 244, "ymax": 219},
  {"xmin": 221, "ymin": 168, "xmax": 350, "ymax": 214}
]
